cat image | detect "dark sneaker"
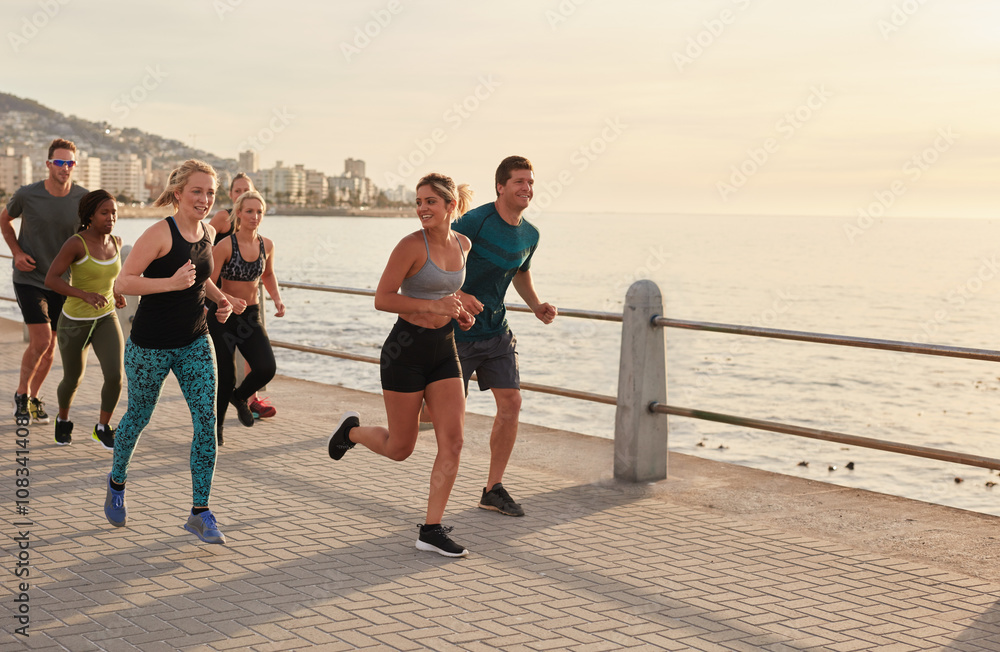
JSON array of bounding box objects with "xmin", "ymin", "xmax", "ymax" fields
[
  {"xmin": 13, "ymin": 393, "xmax": 29, "ymax": 426},
  {"xmin": 479, "ymin": 483, "xmax": 525, "ymax": 517},
  {"xmin": 92, "ymin": 424, "xmax": 114, "ymax": 450},
  {"xmin": 327, "ymin": 411, "xmax": 359, "ymax": 460},
  {"xmin": 55, "ymin": 419, "xmax": 74, "ymax": 446},
  {"xmin": 416, "ymin": 524, "xmax": 469, "ymax": 558},
  {"xmin": 183, "ymin": 510, "xmax": 226, "ymax": 544},
  {"xmin": 104, "ymin": 473, "xmax": 127, "ymax": 527},
  {"xmin": 28, "ymin": 397, "xmax": 49, "ymax": 424},
  {"xmin": 230, "ymin": 394, "xmax": 255, "ymax": 428},
  {"xmin": 249, "ymin": 396, "xmax": 276, "ymax": 419}
]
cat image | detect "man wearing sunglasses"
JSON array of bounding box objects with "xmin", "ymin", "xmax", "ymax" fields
[{"xmin": 0, "ymin": 138, "xmax": 88, "ymax": 430}]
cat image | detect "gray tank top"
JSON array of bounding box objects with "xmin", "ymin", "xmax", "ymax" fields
[{"xmin": 399, "ymin": 230, "xmax": 466, "ymax": 300}]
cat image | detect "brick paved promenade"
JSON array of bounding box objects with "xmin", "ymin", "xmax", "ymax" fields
[{"xmin": 2, "ymin": 317, "xmax": 1000, "ymax": 651}]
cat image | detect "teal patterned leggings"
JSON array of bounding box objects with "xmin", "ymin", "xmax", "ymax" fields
[{"xmin": 111, "ymin": 335, "xmax": 218, "ymax": 506}]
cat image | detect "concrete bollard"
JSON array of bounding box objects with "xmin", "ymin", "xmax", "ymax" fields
[{"xmin": 614, "ymin": 280, "xmax": 667, "ymax": 483}]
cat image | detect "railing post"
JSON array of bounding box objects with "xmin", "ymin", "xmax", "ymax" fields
[{"xmin": 614, "ymin": 280, "xmax": 667, "ymax": 483}]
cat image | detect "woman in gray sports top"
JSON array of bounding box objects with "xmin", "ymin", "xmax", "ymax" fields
[{"xmin": 326, "ymin": 172, "xmax": 476, "ymax": 558}]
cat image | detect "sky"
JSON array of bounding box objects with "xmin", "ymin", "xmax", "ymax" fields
[{"xmin": 3, "ymin": 0, "xmax": 1000, "ymax": 218}]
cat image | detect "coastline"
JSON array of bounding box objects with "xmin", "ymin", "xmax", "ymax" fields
[{"xmin": 117, "ymin": 205, "xmax": 411, "ymax": 219}]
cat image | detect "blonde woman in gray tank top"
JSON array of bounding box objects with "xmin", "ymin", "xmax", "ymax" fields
[{"xmin": 326, "ymin": 173, "xmax": 477, "ymax": 558}]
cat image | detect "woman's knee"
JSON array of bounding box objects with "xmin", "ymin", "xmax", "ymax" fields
[{"xmin": 385, "ymin": 439, "xmax": 416, "ymax": 461}]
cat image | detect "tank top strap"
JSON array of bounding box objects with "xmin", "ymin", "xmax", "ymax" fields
[
  {"xmin": 73, "ymin": 233, "xmax": 90, "ymax": 262},
  {"xmin": 421, "ymin": 229, "xmax": 431, "ymax": 257}
]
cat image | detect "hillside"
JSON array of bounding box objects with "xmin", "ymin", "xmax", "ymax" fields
[{"xmin": 0, "ymin": 91, "xmax": 236, "ymax": 174}]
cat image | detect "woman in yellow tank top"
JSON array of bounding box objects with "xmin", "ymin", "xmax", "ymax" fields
[{"xmin": 44, "ymin": 189, "xmax": 127, "ymax": 449}]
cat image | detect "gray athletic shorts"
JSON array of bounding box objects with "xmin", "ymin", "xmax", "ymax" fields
[{"xmin": 456, "ymin": 330, "xmax": 519, "ymax": 392}]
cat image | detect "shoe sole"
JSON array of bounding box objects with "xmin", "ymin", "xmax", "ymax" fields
[
  {"xmin": 477, "ymin": 503, "xmax": 525, "ymax": 517},
  {"xmin": 415, "ymin": 539, "xmax": 469, "ymax": 558},
  {"xmin": 91, "ymin": 435, "xmax": 113, "ymax": 450},
  {"xmin": 54, "ymin": 439, "xmax": 72, "ymax": 446},
  {"xmin": 182, "ymin": 523, "xmax": 227, "ymax": 545},
  {"xmin": 327, "ymin": 411, "xmax": 360, "ymax": 460}
]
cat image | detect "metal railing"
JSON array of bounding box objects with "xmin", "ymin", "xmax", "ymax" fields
[
  {"xmin": 273, "ymin": 281, "xmax": 621, "ymax": 406},
  {"xmin": 277, "ymin": 279, "xmax": 1000, "ymax": 482},
  {"xmin": 646, "ymin": 318, "xmax": 1000, "ymax": 471},
  {"xmin": 3, "ymin": 261, "xmax": 995, "ymax": 481}
]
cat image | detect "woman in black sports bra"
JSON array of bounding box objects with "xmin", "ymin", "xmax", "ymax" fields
[{"xmin": 207, "ymin": 190, "xmax": 285, "ymax": 445}]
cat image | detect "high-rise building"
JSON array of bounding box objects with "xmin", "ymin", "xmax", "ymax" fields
[
  {"xmin": 305, "ymin": 169, "xmax": 328, "ymax": 205},
  {"xmin": 344, "ymin": 158, "xmax": 365, "ymax": 179},
  {"xmin": 0, "ymin": 153, "xmax": 32, "ymax": 193},
  {"xmin": 259, "ymin": 161, "xmax": 306, "ymax": 206},
  {"xmin": 75, "ymin": 153, "xmax": 101, "ymax": 191},
  {"xmin": 239, "ymin": 150, "xmax": 259, "ymax": 173},
  {"xmin": 101, "ymin": 154, "xmax": 146, "ymax": 201},
  {"xmin": 328, "ymin": 174, "xmax": 375, "ymax": 205}
]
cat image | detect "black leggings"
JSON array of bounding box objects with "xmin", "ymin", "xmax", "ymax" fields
[{"xmin": 207, "ymin": 303, "xmax": 276, "ymax": 428}]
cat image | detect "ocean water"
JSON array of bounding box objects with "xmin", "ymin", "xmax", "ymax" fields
[{"xmin": 6, "ymin": 212, "xmax": 1000, "ymax": 517}]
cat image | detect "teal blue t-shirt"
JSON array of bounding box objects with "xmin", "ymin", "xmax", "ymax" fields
[{"xmin": 452, "ymin": 202, "xmax": 539, "ymax": 342}]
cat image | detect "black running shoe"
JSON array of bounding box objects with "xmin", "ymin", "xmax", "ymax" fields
[
  {"xmin": 230, "ymin": 394, "xmax": 255, "ymax": 428},
  {"xmin": 91, "ymin": 424, "xmax": 114, "ymax": 450},
  {"xmin": 327, "ymin": 412, "xmax": 359, "ymax": 460},
  {"xmin": 54, "ymin": 419, "xmax": 73, "ymax": 446},
  {"xmin": 28, "ymin": 397, "xmax": 49, "ymax": 424},
  {"xmin": 13, "ymin": 393, "xmax": 29, "ymax": 426},
  {"xmin": 478, "ymin": 483, "xmax": 525, "ymax": 517},
  {"xmin": 416, "ymin": 524, "xmax": 469, "ymax": 558}
]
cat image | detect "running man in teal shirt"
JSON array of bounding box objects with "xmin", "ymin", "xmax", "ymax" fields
[{"xmin": 452, "ymin": 156, "xmax": 557, "ymax": 517}]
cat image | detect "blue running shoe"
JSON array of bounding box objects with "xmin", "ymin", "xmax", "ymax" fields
[
  {"xmin": 183, "ymin": 510, "xmax": 226, "ymax": 544},
  {"xmin": 104, "ymin": 473, "xmax": 127, "ymax": 527}
]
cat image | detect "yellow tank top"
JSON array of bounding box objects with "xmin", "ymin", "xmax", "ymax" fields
[{"xmin": 62, "ymin": 234, "xmax": 121, "ymax": 320}]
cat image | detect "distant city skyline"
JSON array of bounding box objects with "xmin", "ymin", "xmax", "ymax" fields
[{"xmin": 3, "ymin": 1, "xmax": 999, "ymax": 218}]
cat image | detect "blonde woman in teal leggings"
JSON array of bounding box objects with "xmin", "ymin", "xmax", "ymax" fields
[{"xmin": 44, "ymin": 189, "xmax": 126, "ymax": 449}]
